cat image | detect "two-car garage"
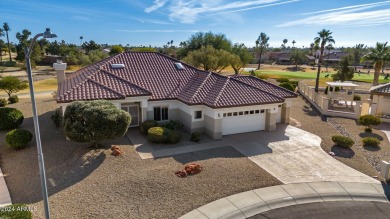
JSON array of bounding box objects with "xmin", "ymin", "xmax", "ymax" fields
[{"xmin": 221, "ymin": 109, "xmax": 267, "ymax": 135}]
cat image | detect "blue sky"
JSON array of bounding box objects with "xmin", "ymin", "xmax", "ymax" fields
[{"xmin": 1, "ymin": 0, "xmax": 389, "ymax": 48}]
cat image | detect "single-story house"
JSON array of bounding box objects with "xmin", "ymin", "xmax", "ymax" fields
[
  {"xmin": 322, "ymin": 52, "xmax": 350, "ymax": 65},
  {"xmin": 370, "ymin": 83, "xmax": 390, "ymax": 122},
  {"xmin": 54, "ymin": 52, "xmax": 297, "ymax": 140},
  {"xmin": 275, "ymin": 53, "xmax": 315, "ymax": 65}
]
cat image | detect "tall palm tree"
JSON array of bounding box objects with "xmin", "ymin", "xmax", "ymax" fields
[
  {"xmin": 314, "ymin": 29, "xmax": 335, "ymax": 92},
  {"xmin": 292, "ymin": 40, "xmax": 296, "ymax": 48},
  {"xmin": 79, "ymin": 36, "xmax": 83, "ymax": 46},
  {"xmin": 282, "ymin": 39, "xmax": 288, "ymax": 51},
  {"xmin": 3, "ymin": 23, "xmax": 11, "ymax": 62},
  {"xmin": 0, "ymin": 28, "xmax": 4, "ymax": 63},
  {"xmin": 310, "ymin": 43, "xmax": 315, "ymax": 55},
  {"xmin": 255, "ymin": 32, "xmax": 269, "ymax": 70},
  {"xmin": 361, "ymin": 42, "xmax": 390, "ymax": 86}
]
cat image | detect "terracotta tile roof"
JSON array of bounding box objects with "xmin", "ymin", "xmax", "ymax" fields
[
  {"xmin": 57, "ymin": 52, "xmax": 293, "ymax": 107},
  {"xmin": 370, "ymin": 82, "xmax": 390, "ymax": 94},
  {"xmin": 232, "ymin": 75, "xmax": 298, "ymax": 98}
]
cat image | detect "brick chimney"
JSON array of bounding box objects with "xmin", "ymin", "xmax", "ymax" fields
[{"xmin": 53, "ymin": 60, "xmax": 67, "ymax": 83}]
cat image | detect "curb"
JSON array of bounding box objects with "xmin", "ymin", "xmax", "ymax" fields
[{"xmin": 179, "ymin": 182, "xmax": 389, "ymax": 219}]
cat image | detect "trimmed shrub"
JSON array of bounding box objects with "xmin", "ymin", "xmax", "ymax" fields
[
  {"xmin": 8, "ymin": 95, "xmax": 19, "ymax": 104},
  {"xmin": 63, "ymin": 100, "xmax": 131, "ymax": 147},
  {"xmin": 162, "ymin": 120, "xmax": 182, "ymax": 130},
  {"xmin": 148, "ymin": 127, "xmax": 169, "ymax": 143},
  {"xmin": 256, "ymin": 74, "xmax": 269, "ymax": 80},
  {"xmin": 0, "ymin": 107, "xmax": 24, "ymax": 130},
  {"xmin": 51, "ymin": 108, "xmax": 63, "ymax": 127},
  {"xmin": 290, "ymin": 80, "xmax": 299, "ymax": 88},
  {"xmin": 0, "ymin": 98, "xmax": 7, "ymax": 107},
  {"xmin": 0, "ymin": 204, "xmax": 33, "ymax": 219},
  {"xmin": 168, "ymin": 130, "xmax": 181, "ymax": 144},
  {"xmin": 148, "ymin": 127, "xmax": 181, "ymax": 144},
  {"xmin": 191, "ymin": 132, "xmax": 201, "ymax": 142},
  {"xmin": 141, "ymin": 120, "xmax": 158, "ymax": 134},
  {"xmin": 353, "ymin": 95, "xmax": 361, "ymax": 101},
  {"xmin": 359, "ymin": 115, "xmax": 382, "ymax": 132},
  {"xmin": 6, "ymin": 129, "xmax": 33, "ymax": 150},
  {"xmin": 362, "ymin": 137, "xmax": 380, "ymax": 147},
  {"xmin": 276, "ymin": 78, "xmax": 290, "ymax": 83},
  {"xmin": 331, "ymin": 135, "xmax": 354, "ymax": 148},
  {"xmin": 279, "ymin": 82, "xmax": 295, "ymax": 92}
]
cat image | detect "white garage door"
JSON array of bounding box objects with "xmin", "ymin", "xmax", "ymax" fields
[{"xmin": 222, "ymin": 112, "xmax": 266, "ymax": 135}]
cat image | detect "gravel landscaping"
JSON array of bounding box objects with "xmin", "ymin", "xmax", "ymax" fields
[
  {"xmin": 290, "ymin": 94, "xmax": 379, "ymax": 178},
  {"xmin": 0, "ymin": 97, "xmax": 281, "ymax": 219}
]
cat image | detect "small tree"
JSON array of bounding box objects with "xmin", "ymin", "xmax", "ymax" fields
[
  {"xmin": 109, "ymin": 45, "xmax": 124, "ymax": 56},
  {"xmin": 63, "ymin": 100, "xmax": 131, "ymax": 147},
  {"xmin": 0, "ymin": 76, "xmax": 28, "ymax": 98},
  {"xmin": 358, "ymin": 115, "xmax": 382, "ymax": 132},
  {"xmin": 331, "ymin": 57, "xmax": 354, "ymax": 82},
  {"xmin": 290, "ymin": 49, "xmax": 305, "ymax": 68}
]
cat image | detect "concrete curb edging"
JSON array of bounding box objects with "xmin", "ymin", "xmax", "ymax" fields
[{"xmin": 179, "ymin": 182, "xmax": 389, "ymax": 219}]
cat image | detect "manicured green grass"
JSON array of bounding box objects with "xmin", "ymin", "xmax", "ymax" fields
[{"xmin": 254, "ymin": 70, "xmax": 389, "ymax": 83}]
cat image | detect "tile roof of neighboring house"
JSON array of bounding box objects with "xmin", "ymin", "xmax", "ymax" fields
[
  {"xmin": 323, "ymin": 52, "xmax": 349, "ymax": 61},
  {"xmin": 57, "ymin": 52, "xmax": 293, "ymax": 108},
  {"xmin": 370, "ymin": 83, "xmax": 390, "ymax": 94}
]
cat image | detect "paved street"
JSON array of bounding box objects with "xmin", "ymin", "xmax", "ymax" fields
[{"xmin": 249, "ymin": 201, "xmax": 390, "ymax": 219}]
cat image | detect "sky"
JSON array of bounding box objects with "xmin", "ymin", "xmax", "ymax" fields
[{"xmin": 1, "ymin": 0, "xmax": 390, "ymax": 48}]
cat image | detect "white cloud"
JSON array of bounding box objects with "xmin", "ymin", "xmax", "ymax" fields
[
  {"xmin": 277, "ymin": 1, "xmax": 390, "ymax": 27},
  {"xmin": 144, "ymin": 0, "xmax": 298, "ymax": 23},
  {"xmin": 145, "ymin": 0, "xmax": 168, "ymax": 13}
]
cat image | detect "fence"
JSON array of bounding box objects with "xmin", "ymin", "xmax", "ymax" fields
[{"xmin": 298, "ymin": 81, "xmax": 362, "ymax": 119}]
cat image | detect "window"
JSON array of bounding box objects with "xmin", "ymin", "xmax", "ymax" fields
[
  {"xmin": 250, "ymin": 110, "xmax": 254, "ymax": 114},
  {"xmin": 194, "ymin": 110, "xmax": 202, "ymax": 119},
  {"xmin": 244, "ymin": 111, "xmax": 249, "ymax": 115},
  {"xmin": 233, "ymin": 112, "xmax": 238, "ymax": 116},
  {"xmin": 255, "ymin": 110, "xmax": 260, "ymax": 114},
  {"xmin": 154, "ymin": 106, "xmax": 168, "ymax": 121},
  {"xmin": 227, "ymin": 112, "xmax": 232, "ymax": 117},
  {"xmin": 278, "ymin": 105, "xmax": 282, "ymax": 108},
  {"xmin": 261, "ymin": 109, "xmax": 265, "ymax": 113},
  {"xmin": 239, "ymin": 111, "xmax": 243, "ymax": 115},
  {"xmin": 175, "ymin": 62, "xmax": 185, "ymax": 70},
  {"xmin": 223, "ymin": 113, "xmax": 227, "ymax": 117}
]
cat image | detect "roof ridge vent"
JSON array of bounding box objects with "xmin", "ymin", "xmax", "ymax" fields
[{"xmin": 111, "ymin": 63, "xmax": 125, "ymax": 69}]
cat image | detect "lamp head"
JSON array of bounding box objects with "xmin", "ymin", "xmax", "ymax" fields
[{"xmin": 43, "ymin": 28, "xmax": 57, "ymax": 39}]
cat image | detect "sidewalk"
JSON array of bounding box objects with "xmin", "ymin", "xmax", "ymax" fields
[
  {"xmin": 0, "ymin": 168, "xmax": 12, "ymax": 207},
  {"xmin": 179, "ymin": 182, "xmax": 390, "ymax": 219}
]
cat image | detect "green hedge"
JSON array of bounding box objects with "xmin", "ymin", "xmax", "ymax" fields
[
  {"xmin": 8, "ymin": 95, "xmax": 19, "ymax": 104},
  {"xmin": 0, "ymin": 108, "xmax": 24, "ymax": 130},
  {"xmin": 0, "ymin": 98, "xmax": 7, "ymax": 107},
  {"xmin": 0, "ymin": 204, "xmax": 32, "ymax": 219},
  {"xmin": 141, "ymin": 120, "xmax": 158, "ymax": 134},
  {"xmin": 6, "ymin": 129, "xmax": 33, "ymax": 150},
  {"xmin": 276, "ymin": 78, "xmax": 290, "ymax": 83},
  {"xmin": 51, "ymin": 108, "xmax": 63, "ymax": 127},
  {"xmin": 331, "ymin": 135, "xmax": 354, "ymax": 148},
  {"xmin": 148, "ymin": 127, "xmax": 181, "ymax": 144},
  {"xmin": 191, "ymin": 132, "xmax": 201, "ymax": 142},
  {"xmin": 279, "ymin": 82, "xmax": 295, "ymax": 91},
  {"xmin": 362, "ymin": 137, "xmax": 380, "ymax": 147}
]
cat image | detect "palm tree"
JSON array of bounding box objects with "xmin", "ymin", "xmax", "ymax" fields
[
  {"xmin": 353, "ymin": 44, "xmax": 365, "ymax": 72},
  {"xmin": 255, "ymin": 32, "xmax": 269, "ymax": 70},
  {"xmin": 310, "ymin": 43, "xmax": 315, "ymax": 55},
  {"xmin": 314, "ymin": 29, "xmax": 335, "ymax": 92},
  {"xmin": 325, "ymin": 43, "xmax": 334, "ymax": 72},
  {"xmin": 0, "ymin": 28, "xmax": 4, "ymax": 63},
  {"xmin": 292, "ymin": 40, "xmax": 296, "ymax": 48},
  {"xmin": 282, "ymin": 39, "xmax": 288, "ymax": 51},
  {"xmin": 3, "ymin": 23, "xmax": 11, "ymax": 62},
  {"xmin": 79, "ymin": 36, "xmax": 83, "ymax": 46},
  {"xmin": 361, "ymin": 42, "xmax": 390, "ymax": 86}
]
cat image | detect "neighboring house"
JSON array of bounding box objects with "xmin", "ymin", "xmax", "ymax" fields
[
  {"xmin": 370, "ymin": 83, "xmax": 390, "ymax": 122},
  {"xmin": 54, "ymin": 52, "xmax": 297, "ymax": 140},
  {"xmin": 322, "ymin": 52, "xmax": 350, "ymax": 65},
  {"xmin": 275, "ymin": 53, "xmax": 314, "ymax": 65}
]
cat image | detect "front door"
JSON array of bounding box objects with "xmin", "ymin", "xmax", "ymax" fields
[{"xmin": 121, "ymin": 104, "xmax": 139, "ymax": 127}]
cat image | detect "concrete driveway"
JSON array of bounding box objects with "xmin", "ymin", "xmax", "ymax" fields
[{"xmin": 224, "ymin": 125, "xmax": 379, "ymax": 184}]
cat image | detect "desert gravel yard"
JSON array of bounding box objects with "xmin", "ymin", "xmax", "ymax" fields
[
  {"xmin": 0, "ymin": 97, "xmax": 281, "ymax": 219},
  {"xmin": 290, "ymin": 95, "xmax": 381, "ymax": 178}
]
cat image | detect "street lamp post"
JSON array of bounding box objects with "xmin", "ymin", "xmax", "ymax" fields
[{"xmin": 24, "ymin": 28, "xmax": 57, "ymax": 219}]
